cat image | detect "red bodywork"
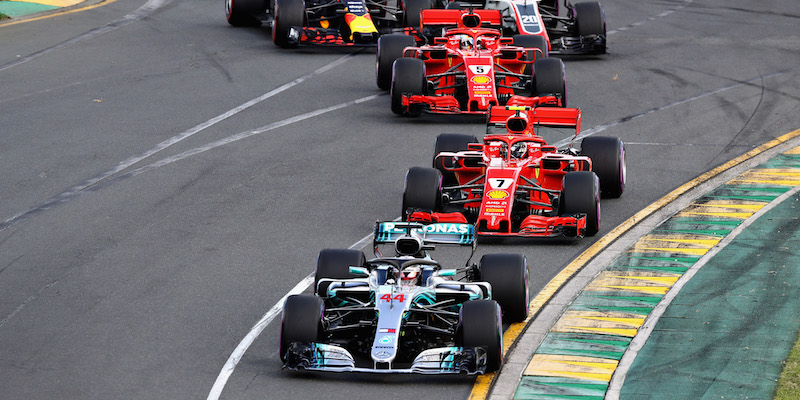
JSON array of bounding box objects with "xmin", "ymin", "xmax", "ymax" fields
[
  {"xmin": 396, "ymin": 10, "xmax": 550, "ymax": 115},
  {"xmin": 410, "ymin": 104, "xmax": 594, "ymax": 237}
]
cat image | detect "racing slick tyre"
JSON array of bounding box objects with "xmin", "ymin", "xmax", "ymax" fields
[
  {"xmin": 403, "ymin": 0, "xmax": 432, "ymax": 29},
  {"xmin": 559, "ymin": 171, "xmax": 600, "ymax": 236},
  {"xmin": 314, "ymin": 248, "xmax": 367, "ymax": 296},
  {"xmin": 512, "ymin": 34, "xmax": 548, "ymax": 76},
  {"xmin": 272, "ymin": 0, "xmax": 305, "ymax": 48},
  {"xmin": 457, "ymin": 300, "xmax": 503, "ymax": 372},
  {"xmin": 572, "ymin": 2, "xmax": 606, "ymax": 54},
  {"xmin": 580, "ymin": 136, "xmax": 625, "ymax": 198},
  {"xmin": 279, "ymin": 294, "xmax": 324, "ymax": 362},
  {"xmin": 532, "ymin": 57, "xmax": 567, "ymax": 106},
  {"xmin": 402, "ymin": 167, "xmax": 442, "ymax": 220},
  {"xmin": 377, "ymin": 34, "xmax": 416, "ymax": 90},
  {"xmin": 226, "ymin": 0, "xmax": 266, "ymax": 26},
  {"xmin": 478, "ymin": 254, "xmax": 530, "ymax": 323},
  {"xmin": 433, "ymin": 133, "xmax": 478, "ymax": 187},
  {"xmin": 391, "ymin": 58, "xmax": 427, "ymax": 116}
]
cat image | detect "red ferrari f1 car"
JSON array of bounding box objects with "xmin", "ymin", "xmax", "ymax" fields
[
  {"xmin": 402, "ymin": 103, "xmax": 625, "ymax": 237},
  {"xmin": 225, "ymin": 0, "xmax": 431, "ymax": 47},
  {"xmin": 375, "ymin": 9, "xmax": 567, "ymax": 116}
]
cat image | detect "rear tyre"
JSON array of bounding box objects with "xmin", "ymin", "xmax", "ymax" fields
[
  {"xmin": 391, "ymin": 58, "xmax": 427, "ymax": 116},
  {"xmin": 433, "ymin": 133, "xmax": 478, "ymax": 187},
  {"xmin": 572, "ymin": 2, "xmax": 606, "ymax": 54},
  {"xmin": 457, "ymin": 300, "xmax": 503, "ymax": 372},
  {"xmin": 580, "ymin": 136, "xmax": 625, "ymax": 198},
  {"xmin": 559, "ymin": 171, "xmax": 600, "ymax": 236},
  {"xmin": 403, "ymin": 0, "xmax": 432, "ymax": 29},
  {"xmin": 279, "ymin": 294, "xmax": 324, "ymax": 362},
  {"xmin": 377, "ymin": 34, "xmax": 416, "ymax": 90},
  {"xmin": 479, "ymin": 254, "xmax": 529, "ymax": 323},
  {"xmin": 314, "ymin": 248, "xmax": 366, "ymax": 296},
  {"xmin": 532, "ymin": 57, "xmax": 566, "ymax": 106},
  {"xmin": 225, "ymin": 0, "xmax": 266, "ymax": 26},
  {"xmin": 402, "ymin": 167, "xmax": 442, "ymax": 219},
  {"xmin": 272, "ymin": 0, "xmax": 305, "ymax": 48},
  {"xmin": 512, "ymin": 34, "xmax": 548, "ymax": 76}
]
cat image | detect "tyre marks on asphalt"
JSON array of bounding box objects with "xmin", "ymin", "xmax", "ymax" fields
[{"xmin": 513, "ymin": 145, "xmax": 800, "ymax": 399}]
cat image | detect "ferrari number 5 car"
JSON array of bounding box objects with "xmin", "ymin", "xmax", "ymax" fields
[
  {"xmin": 375, "ymin": 9, "xmax": 567, "ymax": 116},
  {"xmin": 280, "ymin": 221, "xmax": 530, "ymax": 373},
  {"xmin": 402, "ymin": 104, "xmax": 625, "ymax": 237},
  {"xmin": 225, "ymin": 0, "xmax": 431, "ymax": 47}
]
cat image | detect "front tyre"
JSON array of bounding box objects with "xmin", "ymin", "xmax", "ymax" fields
[
  {"xmin": 377, "ymin": 34, "xmax": 416, "ymax": 90},
  {"xmin": 559, "ymin": 171, "xmax": 600, "ymax": 236},
  {"xmin": 402, "ymin": 167, "xmax": 442, "ymax": 219},
  {"xmin": 391, "ymin": 58, "xmax": 427, "ymax": 116},
  {"xmin": 479, "ymin": 254, "xmax": 530, "ymax": 323},
  {"xmin": 279, "ymin": 295, "xmax": 324, "ymax": 362},
  {"xmin": 532, "ymin": 57, "xmax": 566, "ymax": 106},
  {"xmin": 272, "ymin": 0, "xmax": 305, "ymax": 48},
  {"xmin": 457, "ymin": 300, "xmax": 503, "ymax": 372},
  {"xmin": 580, "ymin": 136, "xmax": 625, "ymax": 198},
  {"xmin": 572, "ymin": 2, "xmax": 606, "ymax": 54}
]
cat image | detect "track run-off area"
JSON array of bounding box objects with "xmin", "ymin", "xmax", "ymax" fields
[{"xmin": 1, "ymin": 0, "xmax": 800, "ymax": 399}]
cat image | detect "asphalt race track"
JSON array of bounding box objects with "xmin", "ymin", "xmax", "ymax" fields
[{"xmin": 1, "ymin": 0, "xmax": 800, "ymax": 399}]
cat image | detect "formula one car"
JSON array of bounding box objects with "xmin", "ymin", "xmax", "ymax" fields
[
  {"xmin": 477, "ymin": 0, "xmax": 606, "ymax": 55},
  {"xmin": 402, "ymin": 104, "xmax": 625, "ymax": 237},
  {"xmin": 225, "ymin": 0, "xmax": 432, "ymax": 47},
  {"xmin": 375, "ymin": 9, "xmax": 567, "ymax": 115},
  {"xmin": 280, "ymin": 221, "xmax": 530, "ymax": 373}
]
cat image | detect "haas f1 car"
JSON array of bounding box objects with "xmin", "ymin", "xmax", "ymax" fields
[
  {"xmin": 402, "ymin": 104, "xmax": 625, "ymax": 237},
  {"xmin": 376, "ymin": 9, "xmax": 567, "ymax": 116},
  {"xmin": 225, "ymin": 0, "xmax": 431, "ymax": 47},
  {"xmin": 280, "ymin": 221, "xmax": 530, "ymax": 373},
  {"xmin": 477, "ymin": 0, "xmax": 606, "ymax": 55}
]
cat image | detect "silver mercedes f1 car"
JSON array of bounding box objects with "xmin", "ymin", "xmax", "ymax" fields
[{"xmin": 279, "ymin": 221, "xmax": 530, "ymax": 374}]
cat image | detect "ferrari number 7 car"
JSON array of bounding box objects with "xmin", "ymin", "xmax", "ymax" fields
[
  {"xmin": 225, "ymin": 0, "xmax": 431, "ymax": 48},
  {"xmin": 402, "ymin": 104, "xmax": 625, "ymax": 237},
  {"xmin": 280, "ymin": 221, "xmax": 530, "ymax": 373},
  {"xmin": 376, "ymin": 9, "xmax": 567, "ymax": 116}
]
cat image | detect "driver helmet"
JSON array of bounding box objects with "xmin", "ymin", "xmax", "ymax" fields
[
  {"xmin": 510, "ymin": 142, "xmax": 528, "ymax": 158},
  {"xmin": 459, "ymin": 35, "xmax": 474, "ymax": 50},
  {"xmin": 400, "ymin": 266, "xmax": 421, "ymax": 286}
]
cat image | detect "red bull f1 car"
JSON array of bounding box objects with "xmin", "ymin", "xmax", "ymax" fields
[
  {"xmin": 225, "ymin": 0, "xmax": 431, "ymax": 47},
  {"xmin": 402, "ymin": 104, "xmax": 625, "ymax": 237},
  {"xmin": 375, "ymin": 9, "xmax": 567, "ymax": 115},
  {"xmin": 280, "ymin": 221, "xmax": 530, "ymax": 373}
]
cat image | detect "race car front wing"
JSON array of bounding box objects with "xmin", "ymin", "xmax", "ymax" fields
[{"xmin": 283, "ymin": 342, "xmax": 488, "ymax": 374}]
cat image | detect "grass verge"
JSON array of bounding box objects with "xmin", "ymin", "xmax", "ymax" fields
[{"xmin": 774, "ymin": 329, "xmax": 800, "ymax": 399}]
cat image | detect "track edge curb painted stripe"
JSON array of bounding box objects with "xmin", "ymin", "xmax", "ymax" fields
[{"xmin": 468, "ymin": 128, "xmax": 800, "ymax": 399}]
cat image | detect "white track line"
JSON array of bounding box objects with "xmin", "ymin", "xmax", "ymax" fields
[
  {"xmin": 0, "ymin": 53, "xmax": 360, "ymax": 233},
  {"xmin": 206, "ymin": 232, "xmax": 377, "ymax": 400}
]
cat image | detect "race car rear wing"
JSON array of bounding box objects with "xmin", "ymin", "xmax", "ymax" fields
[
  {"xmin": 373, "ymin": 221, "xmax": 475, "ymax": 247},
  {"xmin": 487, "ymin": 105, "xmax": 582, "ymax": 130},
  {"xmin": 420, "ymin": 9, "xmax": 503, "ymax": 30}
]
